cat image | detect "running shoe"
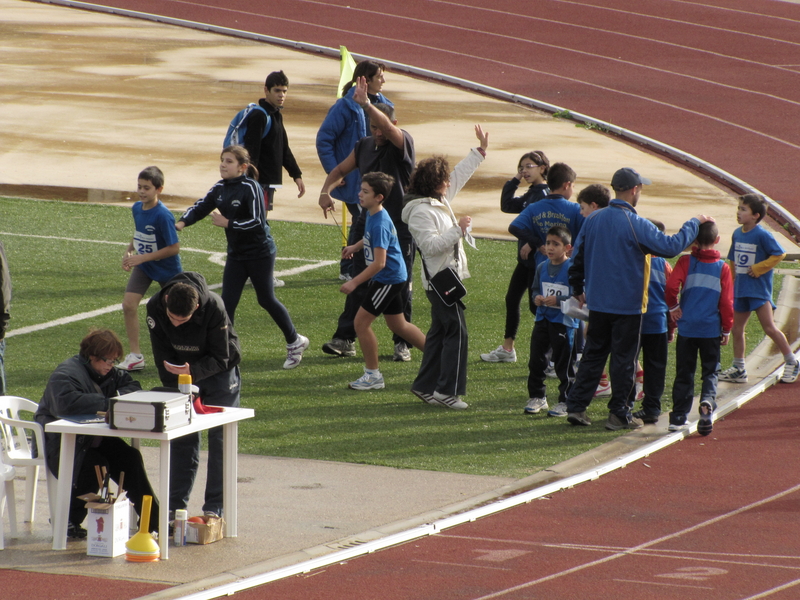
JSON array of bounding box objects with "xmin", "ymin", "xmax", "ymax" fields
[
  {"xmin": 632, "ymin": 409, "xmax": 660, "ymax": 424},
  {"xmin": 697, "ymin": 400, "xmax": 714, "ymax": 436},
  {"xmin": 605, "ymin": 413, "xmax": 644, "ymax": 431},
  {"xmin": 274, "ymin": 277, "xmax": 285, "ymax": 288},
  {"xmin": 432, "ymin": 391, "xmax": 468, "ymax": 410},
  {"xmin": 118, "ymin": 352, "xmax": 145, "ymax": 371},
  {"xmin": 283, "ymin": 334, "xmax": 309, "ymax": 369},
  {"xmin": 349, "ymin": 370, "xmax": 385, "ymax": 390},
  {"xmin": 594, "ymin": 379, "xmax": 612, "ymax": 397},
  {"xmin": 338, "ymin": 273, "xmax": 353, "ymax": 281},
  {"xmin": 668, "ymin": 422, "xmax": 689, "ymax": 432},
  {"xmin": 544, "ymin": 363, "xmax": 557, "ymax": 379},
  {"xmin": 547, "ymin": 402, "xmax": 568, "ymax": 417},
  {"xmin": 412, "ymin": 389, "xmax": 437, "ymax": 405},
  {"xmin": 479, "ymin": 345, "xmax": 517, "ymax": 363},
  {"xmin": 567, "ymin": 411, "xmax": 591, "ymax": 426},
  {"xmin": 67, "ymin": 522, "xmax": 88, "ymax": 539},
  {"xmin": 781, "ymin": 361, "xmax": 800, "ymax": 384},
  {"xmin": 524, "ymin": 397, "xmax": 548, "ymax": 415},
  {"xmin": 393, "ymin": 342, "xmax": 411, "ymax": 362},
  {"xmin": 718, "ymin": 365, "xmax": 747, "ymax": 383},
  {"xmin": 322, "ymin": 338, "xmax": 356, "ymax": 357}
]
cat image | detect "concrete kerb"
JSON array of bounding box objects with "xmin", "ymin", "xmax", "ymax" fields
[{"xmin": 139, "ymin": 276, "xmax": 800, "ymax": 600}]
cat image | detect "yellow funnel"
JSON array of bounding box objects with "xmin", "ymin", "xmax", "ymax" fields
[{"xmin": 125, "ymin": 494, "xmax": 159, "ymax": 562}]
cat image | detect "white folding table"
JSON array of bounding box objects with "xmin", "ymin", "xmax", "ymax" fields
[{"xmin": 46, "ymin": 407, "xmax": 254, "ymax": 559}]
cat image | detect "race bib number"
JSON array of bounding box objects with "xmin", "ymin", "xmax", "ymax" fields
[
  {"xmin": 733, "ymin": 242, "xmax": 757, "ymax": 274},
  {"xmin": 542, "ymin": 281, "xmax": 569, "ymax": 298},
  {"xmin": 133, "ymin": 231, "xmax": 158, "ymax": 255}
]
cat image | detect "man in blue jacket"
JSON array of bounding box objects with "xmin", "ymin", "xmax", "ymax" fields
[
  {"xmin": 316, "ymin": 60, "xmax": 392, "ymax": 281},
  {"xmin": 565, "ymin": 168, "xmax": 712, "ymax": 430}
]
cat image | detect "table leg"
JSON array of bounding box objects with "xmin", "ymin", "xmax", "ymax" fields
[
  {"xmin": 159, "ymin": 439, "xmax": 170, "ymax": 559},
  {"xmin": 222, "ymin": 422, "xmax": 238, "ymax": 537},
  {"xmin": 51, "ymin": 433, "xmax": 75, "ymax": 550}
]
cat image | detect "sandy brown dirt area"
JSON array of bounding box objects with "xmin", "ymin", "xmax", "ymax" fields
[{"xmin": 0, "ymin": 0, "xmax": 754, "ymax": 252}]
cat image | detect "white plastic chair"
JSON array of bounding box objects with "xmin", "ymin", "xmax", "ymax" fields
[
  {"xmin": 0, "ymin": 396, "xmax": 56, "ymax": 534},
  {"xmin": 1, "ymin": 451, "xmax": 17, "ymax": 549}
]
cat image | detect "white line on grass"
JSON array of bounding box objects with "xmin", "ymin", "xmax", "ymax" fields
[{"xmin": 1, "ymin": 231, "xmax": 336, "ymax": 337}]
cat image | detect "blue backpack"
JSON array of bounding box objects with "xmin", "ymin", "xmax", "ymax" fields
[{"xmin": 224, "ymin": 103, "xmax": 271, "ymax": 148}]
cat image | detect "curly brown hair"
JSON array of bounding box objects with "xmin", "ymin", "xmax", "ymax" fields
[{"xmin": 408, "ymin": 156, "xmax": 450, "ymax": 199}]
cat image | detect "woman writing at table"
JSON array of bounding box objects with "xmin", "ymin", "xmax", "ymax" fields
[{"xmin": 34, "ymin": 328, "xmax": 159, "ymax": 539}]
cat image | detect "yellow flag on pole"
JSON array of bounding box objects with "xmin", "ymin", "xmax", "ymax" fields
[{"xmin": 337, "ymin": 46, "xmax": 357, "ymax": 99}]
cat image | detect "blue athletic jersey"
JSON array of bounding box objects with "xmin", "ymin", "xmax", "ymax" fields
[
  {"xmin": 642, "ymin": 256, "xmax": 668, "ymax": 334},
  {"xmin": 364, "ymin": 209, "xmax": 407, "ymax": 285},
  {"xmin": 533, "ymin": 258, "xmax": 577, "ymax": 328},
  {"xmin": 677, "ymin": 256, "xmax": 724, "ymax": 338},
  {"xmin": 131, "ymin": 201, "xmax": 182, "ymax": 283},
  {"xmin": 727, "ymin": 225, "xmax": 783, "ymax": 302}
]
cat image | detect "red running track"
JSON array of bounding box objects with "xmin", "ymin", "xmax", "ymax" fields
[
  {"xmin": 14, "ymin": 1, "xmax": 800, "ymax": 598},
  {"xmin": 71, "ymin": 0, "xmax": 800, "ymax": 219},
  {"xmin": 240, "ymin": 385, "xmax": 800, "ymax": 599}
]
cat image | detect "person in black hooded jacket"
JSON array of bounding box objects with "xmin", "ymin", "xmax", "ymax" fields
[{"xmin": 146, "ymin": 271, "xmax": 241, "ymax": 519}]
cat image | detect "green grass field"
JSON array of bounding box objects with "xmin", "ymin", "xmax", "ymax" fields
[{"xmin": 0, "ymin": 197, "xmax": 779, "ymax": 479}]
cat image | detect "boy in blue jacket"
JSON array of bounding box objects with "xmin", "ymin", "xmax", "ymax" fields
[
  {"xmin": 508, "ymin": 162, "xmax": 583, "ymax": 271},
  {"xmin": 525, "ymin": 226, "xmax": 579, "ymax": 416},
  {"xmin": 666, "ymin": 221, "xmax": 734, "ymax": 435}
]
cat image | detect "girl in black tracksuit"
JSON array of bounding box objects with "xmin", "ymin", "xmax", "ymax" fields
[{"xmin": 177, "ymin": 146, "xmax": 308, "ymax": 369}]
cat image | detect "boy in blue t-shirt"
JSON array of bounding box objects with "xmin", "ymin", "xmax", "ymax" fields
[
  {"xmin": 120, "ymin": 166, "xmax": 182, "ymax": 370},
  {"xmin": 666, "ymin": 221, "xmax": 734, "ymax": 435},
  {"xmin": 719, "ymin": 194, "xmax": 799, "ymax": 384},
  {"xmin": 341, "ymin": 172, "xmax": 426, "ymax": 390},
  {"xmin": 525, "ymin": 226, "xmax": 579, "ymax": 416}
]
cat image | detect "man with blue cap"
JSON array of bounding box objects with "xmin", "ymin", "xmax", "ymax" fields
[{"xmin": 564, "ymin": 168, "xmax": 713, "ymax": 430}]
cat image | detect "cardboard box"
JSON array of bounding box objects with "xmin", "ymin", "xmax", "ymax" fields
[
  {"xmin": 186, "ymin": 516, "xmax": 224, "ymax": 544},
  {"xmin": 81, "ymin": 493, "xmax": 130, "ymax": 557},
  {"xmin": 109, "ymin": 390, "xmax": 191, "ymax": 432}
]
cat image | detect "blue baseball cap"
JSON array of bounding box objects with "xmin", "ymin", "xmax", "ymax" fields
[{"xmin": 611, "ymin": 168, "xmax": 651, "ymax": 191}]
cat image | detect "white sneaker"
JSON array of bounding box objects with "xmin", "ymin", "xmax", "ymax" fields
[
  {"xmin": 393, "ymin": 342, "xmax": 412, "ymax": 362},
  {"xmin": 781, "ymin": 361, "xmax": 800, "ymax": 383},
  {"xmin": 338, "ymin": 273, "xmax": 353, "ymax": 282},
  {"xmin": 274, "ymin": 277, "xmax": 286, "ymax": 288},
  {"xmin": 283, "ymin": 334, "xmax": 309, "ymax": 369},
  {"xmin": 547, "ymin": 402, "xmax": 568, "ymax": 417},
  {"xmin": 119, "ymin": 353, "xmax": 145, "ymax": 371},
  {"xmin": 594, "ymin": 379, "xmax": 612, "ymax": 397},
  {"xmin": 544, "ymin": 363, "xmax": 557, "ymax": 379},
  {"xmin": 524, "ymin": 397, "xmax": 548, "ymax": 414},
  {"xmin": 349, "ymin": 370, "xmax": 385, "ymax": 390},
  {"xmin": 432, "ymin": 391, "xmax": 468, "ymax": 410},
  {"xmin": 480, "ymin": 345, "xmax": 516, "ymax": 363}
]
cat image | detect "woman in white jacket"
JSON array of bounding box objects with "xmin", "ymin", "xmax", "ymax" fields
[{"xmin": 400, "ymin": 125, "xmax": 488, "ymax": 409}]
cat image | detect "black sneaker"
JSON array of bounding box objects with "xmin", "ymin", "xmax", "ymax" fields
[
  {"xmin": 67, "ymin": 522, "xmax": 88, "ymax": 539},
  {"xmin": 697, "ymin": 401, "xmax": 714, "ymax": 436},
  {"xmin": 632, "ymin": 409, "xmax": 660, "ymax": 424}
]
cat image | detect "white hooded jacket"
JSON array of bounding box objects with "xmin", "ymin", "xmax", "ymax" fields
[{"xmin": 401, "ymin": 148, "xmax": 484, "ymax": 291}]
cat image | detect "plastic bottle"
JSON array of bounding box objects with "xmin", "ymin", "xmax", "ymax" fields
[
  {"xmin": 173, "ymin": 509, "xmax": 188, "ymax": 546},
  {"xmin": 178, "ymin": 373, "xmax": 192, "ymax": 396}
]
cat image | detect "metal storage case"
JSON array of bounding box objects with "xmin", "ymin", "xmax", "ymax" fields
[{"xmin": 109, "ymin": 390, "xmax": 192, "ymax": 432}]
